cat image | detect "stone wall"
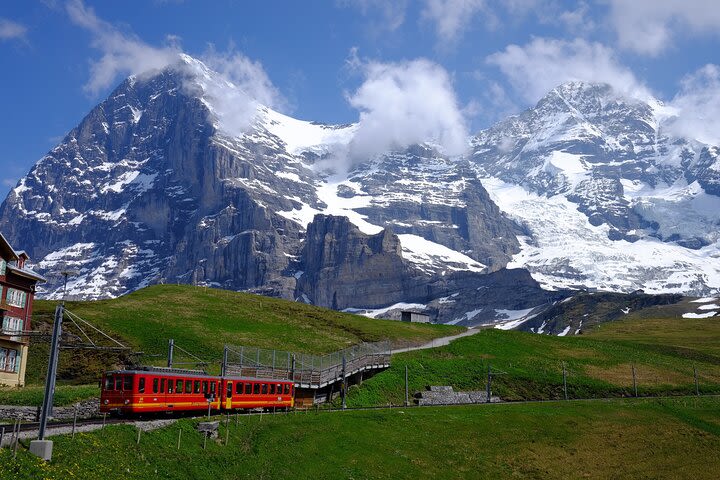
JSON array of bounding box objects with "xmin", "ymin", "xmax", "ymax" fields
[
  {"xmin": 415, "ymin": 386, "xmax": 500, "ymax": 406},
  {"xmin": 0, "ymin": 398, "xmax": 98, "ymax": 422}
]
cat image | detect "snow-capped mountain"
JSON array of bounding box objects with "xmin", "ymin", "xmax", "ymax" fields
[
  {"xmin": 1, "ymin": 58, "xmax": 718, "ymax": 327},
  {"xmin": 471, "ymin": 82, "xmax": 720, "ymax": 295}
]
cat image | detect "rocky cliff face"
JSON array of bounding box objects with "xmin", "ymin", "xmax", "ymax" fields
[
  {"xmin": 298, "ymin": 215, "xmax": 418, "ymax": 310},
  {"xmin": 0, "ymin": 56, "xmax": 528, "ymax": 325},
  {"xmin": 1, "ymin": 59, "xmax": 718, "ymax": 328}
]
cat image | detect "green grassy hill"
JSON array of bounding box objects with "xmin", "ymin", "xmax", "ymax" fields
[
  {"xmin": 4, "ymin": 397, "xmax": 720, "ymax": 479},
  {"xmin": 344, "ymin": 315, "xmax": 720, "ymax": 407},
  {"xmin": 23, "ymin": 285, "xmax": 462, "ymax": 386}
]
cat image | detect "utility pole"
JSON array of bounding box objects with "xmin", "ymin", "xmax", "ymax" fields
[
  {"xmin": 31, "ymin": 270, "xmax": 74, "ymax": 461},
  {"xmin": 341, "ymin": 354, "xmax": 347, "ymax": 410},
  {"xmin": 167, "ymin": 339, "xmax": 175, "ymax": 368},
  {"xmin": 404, "ymin": 365, "xmax": 409, "ymax": 406},
  {"xmin": 486, "ymin": 364, "xmax": 492, "ymax": 403},
  {"xmin": 221, "ymin": 345, "xmax": 228, "ymax": 377}
]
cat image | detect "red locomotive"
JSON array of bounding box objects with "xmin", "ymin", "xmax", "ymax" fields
[{"xmin": 99, "ymin": 367, "xmax": 294, "ymax": 415}]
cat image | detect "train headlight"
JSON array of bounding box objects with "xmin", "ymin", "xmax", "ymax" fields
[
  {"xmin": 104, "ymin": 399, "xmax": 109, "ymax": 405},
  {"xmin": 124, "ymin": 399, "xmax": 130, "ymax": 405}
]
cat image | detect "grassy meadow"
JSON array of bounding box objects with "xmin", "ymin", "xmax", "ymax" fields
[
  {"xmin": 3, "ymin": 397, "xmax": 720, "ymax": 479},
  {"xmin": 344, "ymin": 315, "xmax": 720, "ymax": 407}
]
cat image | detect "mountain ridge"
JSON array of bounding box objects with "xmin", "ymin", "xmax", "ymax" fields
[{"xmin": 2, "ymin": 56, "xmax": 718, "ymax": 327}]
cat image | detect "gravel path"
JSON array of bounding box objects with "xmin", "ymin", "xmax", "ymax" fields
[
  {"xmin": 390, "ymin": 328, "xmax": 482, "ymax": 354},
  {"xmin": 0, "ymin": 418, "xmax": 177, "ymax": 447}
]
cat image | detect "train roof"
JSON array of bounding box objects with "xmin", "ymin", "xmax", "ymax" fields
[{"xmin": 105, "ymin": 368, "xmax": 293, "ymax": 383}]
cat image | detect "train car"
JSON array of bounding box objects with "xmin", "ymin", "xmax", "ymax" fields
[
  {"xmin": 100, "ymin": 367, "xmax": 294, "ymax": 415},
  {"xmin": 219, "ymin": 377, "xmax": 294, "ymax": 411}
]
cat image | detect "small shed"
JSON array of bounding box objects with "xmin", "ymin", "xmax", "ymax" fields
[{"xmin": 401, "ymin": 311, "xmax": 430, "ymax": 323}]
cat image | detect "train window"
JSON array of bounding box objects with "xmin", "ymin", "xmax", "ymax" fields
[
  {"xmin": 269, "ymin": 384, "xmax": 275, "ymax": 395},
  {"xmin": 236, "ymin": 382, "xmax": 243, "ymax": 394},
  {"xmin": 276, "ymin": 384, "xmax": 282, "ymax": 394},
  {"xmin": 185, "ymin": 381, "xmax": 192, "ymax": 394},
  {"xmin": 167, "ymin": 380, "xmax": 173, "ymax": 394},
  {"xmin": 226, "ymin": 383, "xmax": 233, "ymax": 398},
  {"xmin": 176, "ymin": 380, "xmax": 183, "ymax": 394},
  {"xmin": 284, "ymin": 384, "xmax": 291, "ymax": 395},
  {"xmin": 210, "ymin": 382, "xmax": 216, "ymax": 394},
  {"xmin": 153, "ymin": 378, "xmax": 159, "ymax": 394},
  {"xmin": 261, "ymin": 384, "xmax": 268, "ymax": 394},
  {"xmin": 123, "ymin": 376, "xmax": 132, "ymax": 391},
  {"xmin": 202, "ymin": 381, "xmax": 208, "ymax": 393},
  {"xmin": 115, "ymin": 376, "xmax": 122, "ymax": 390},
  {"xmin": 139, "ymin": 378, "xmax": 145, "ymax": 393},
  {"xmin": 194, "ymin": 380, "xmax": 201, "ymax": 394},
  {"xmin": 245, "ymin": 383, "xmax": 252, "ymax": 394},
  {"xmin": 161, "ymin": 378, "xmax": 166, "ymax": 393},
  {"xmin": 253, "ymin": 383, "xmax": 260, "ymax": 394},
  {"xmin": 104, "ymin": 376, "xmax": 113, "ymax": 390}
]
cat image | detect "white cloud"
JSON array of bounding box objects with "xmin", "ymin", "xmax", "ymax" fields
[
  {"xmin": 666, "ymin": 64, "xmax": 720, "ymax": 145},
  {"xmin": 0, "ymin": 18, "xmax": 27, "ymax": 40},
  {"xmin": 66, "ymin": 0, "xmax": 181, "ymax": 95},
  {"xmin": 339, "ymin": 0, "xmax": 408, "ymax": 31},
  {"xmin": 487, "ymin": 37, "xmax": 651, "ymax": 104},
  {"xmin": 66, "ymin": 0, "xmax": 283, "ymax": 135},
  {"xmin": 421, "ymin": 0, "xmax": 489, "ymax": 44},
  {"xmin": 195, "ymin": 47, "xmax": 287, "ymax": 135},
  {"xmin": 345, "ymin": 57, "xmax": 469, "ymax": 162},
  {"xmin": 607, "ymin": 0, "xmax": 720, "ymax": 56}
]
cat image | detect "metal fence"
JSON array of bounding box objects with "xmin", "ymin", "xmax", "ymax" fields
[{"xmin": 223, "ymin": 341, "xmax": 391, "ymax": 388}]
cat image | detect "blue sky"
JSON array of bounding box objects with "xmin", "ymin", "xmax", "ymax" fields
[{"xmin": 1, "ymin": 0, "xmax": 720, "ymax": 196}]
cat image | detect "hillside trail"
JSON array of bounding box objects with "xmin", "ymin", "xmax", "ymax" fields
[{"xmin": 389, "ymin": 327, "xmax": 481, "ymax": 354}]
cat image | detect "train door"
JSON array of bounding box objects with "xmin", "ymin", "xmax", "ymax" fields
[{"xmin": 225, "ymin": 381, "xmax": 233, "ymax": 409}]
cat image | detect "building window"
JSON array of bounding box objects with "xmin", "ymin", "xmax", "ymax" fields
[
  {"xmin": 0, "ymin": 259, "xmax": 5, "ymax": 276},
  {"xmin": 0, "ymin": 348, "xmax": 6, "ymax": 370},
  {"xmin": 6, "ymin": 288, "xmax": 27, "ymax": 309},
  {"xmin": 6, "ymin": 349, "xmax": 17, "ymax": 373},
  {"xmin": 2, "ymin": 316, "xmax": 23, "ymax": 335}
]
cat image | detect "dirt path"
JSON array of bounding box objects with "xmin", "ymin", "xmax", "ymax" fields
[{"xmin": 390, "ymin": 327, "xmax": 482, "ymax": 354}]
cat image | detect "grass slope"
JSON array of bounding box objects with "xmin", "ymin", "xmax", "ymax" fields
[
  {"xmin": 345, "ymin": 316, "xmax": 720, "ymax": 407},
  {"xmin": 22, "ymin": 285, "xmax": 460, "ymax": 386},
  {"xmin": 3, "ymin": 397, "xmax": 720, "ymax": 479}
]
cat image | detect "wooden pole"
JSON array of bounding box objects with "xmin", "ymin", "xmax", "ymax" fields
[
  {"xmin": 13, "ymin": 418, "xmax": 20, "ymax": 458},
  {"xmin": 562, "ymin": 362, "xmax": 568, "ymax": 400},
  {"xmin": 404, "ymin": 365, "xmax": 409, "ymax": 406},
  {"xmin": 72, "ymin": 405, "xmax": 78, "ymax": 439},
  {"xmin": 632, "ymin": 364, "xmax": 638, "ymax": 397},
  {"xmin": 341, "ymin": 354, "xmax": 347, "ymax": 410},
  {"xmin": 486, "ymin": 364, "xmax": 492, "ymax": 403},
  {"xmin": 0, "ymin": 426, "xmax": 5, "ymax": 448},
  {"xmin": 177, "ymin": 428, "xmax": 182, "ymax": 450},
  {"xmin": 102, "ymin": 412, "xmax": 107, "ymax": 430},
  {"xmin": 136, "ymin": 428, "xmax": 141, "ymax": 445}
]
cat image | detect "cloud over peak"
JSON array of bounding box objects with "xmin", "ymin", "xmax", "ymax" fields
[
  {"xmin": 487, "ymin": 37, "xmax": 651, "ymax": 104},
  {"xmin": 346, "ymin": 56, "xmax": 469, "ymax": 162},
  {"xmin": 66, "ymin": 0, "xmax": 182, "ymax": 95}
]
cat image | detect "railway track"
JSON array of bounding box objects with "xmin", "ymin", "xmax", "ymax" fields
[{"xmin": 3, "ymin": 392, "xmax": 718, "ymax": 436}]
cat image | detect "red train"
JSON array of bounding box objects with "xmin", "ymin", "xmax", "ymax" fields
[{"xmin": 99, "ymin": 367, "xmax": 294, "ymax": 415}]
